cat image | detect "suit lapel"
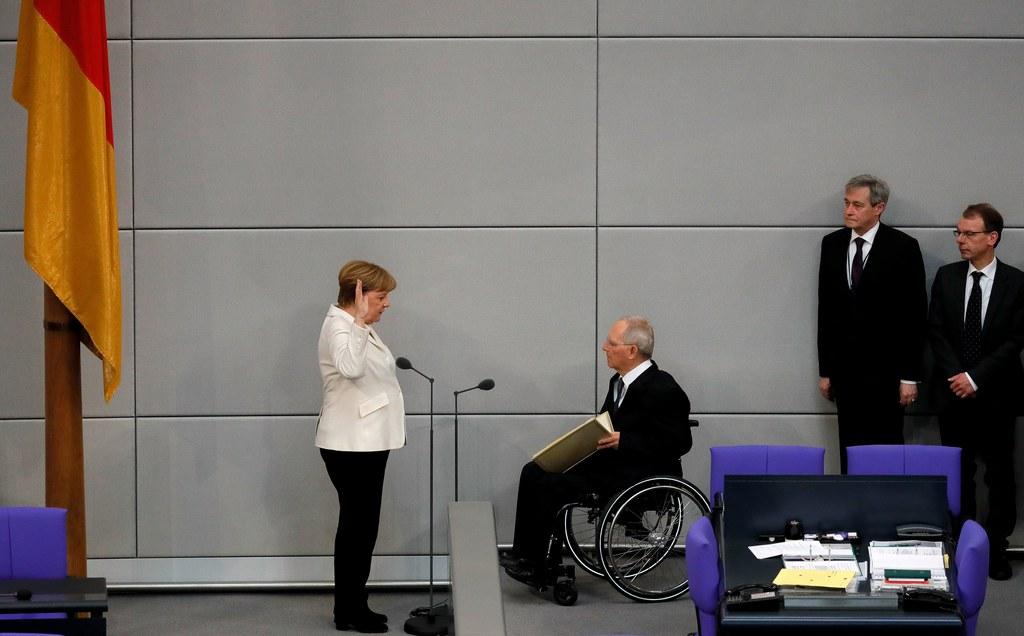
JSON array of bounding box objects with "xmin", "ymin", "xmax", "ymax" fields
[
  {"xmin": 367, "ymin": 327, "xmax": 387, "ymax": 352},
  {"xmin": 984, "ymin": 261, "xmax": 1009, "ymax": 332},
  {"xmin": 950, "ymin": 261, "xmax": 968, "ymax": 328},
  {"xmin": 858, "ymin": 223, "xmax": 886, "ymax": 282},
  {"xmin": 836, "ymin": 228, "xmax": 853, "ymax": 288},
  {"xmin": 618, "ymin": 362, "xmax": 657, "ymax": 412}
]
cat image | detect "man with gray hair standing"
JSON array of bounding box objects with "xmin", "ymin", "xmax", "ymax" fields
[
  {"xmin": 502, "ymin": 316, "xmax": 693, "ymax": 586},
  {"xmin": 817, "ymin": 175, "xmax": 927, "ymax": 472}
]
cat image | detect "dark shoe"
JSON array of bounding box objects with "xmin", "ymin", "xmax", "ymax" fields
[
  {"xmin": 335, "ymin": 617, "xmax": 388, "ymax": 633},
  {"xmin": 500, "ymin": 555, "xmax": 532, "ymax": 571},
  {"xmin": 366, "ymin": 608, "xmax": 388, "ymax": 623},
  {"xmin": 989, "ymin": 553, "xmax": 1012, "ymax": 581},
  {"xmin": 499, "ymin": 550, "xmax": 525, "ymax": 569},
  {"xmin": 504, "ymin": 561, "xmax": 543, "ymax": 588}
]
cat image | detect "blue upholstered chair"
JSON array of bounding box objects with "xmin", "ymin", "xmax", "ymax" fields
[
  {"xmin": 685, "ymin": 516, "xmax": 720, "ymax": 636},
  {"xmin": 1, "ymin": 506, "xmax": 68, "ymax": 636},
  {"xmin": 955, "ymin": 519, "xmax": 989, "ymax": 636},
  {"xmin": 846, "ymin": 444, "xmax": 962, "ymax": 516},
  {"xmin": 708, "ymin": 445, "xmax": 826, "ymax": 504}
]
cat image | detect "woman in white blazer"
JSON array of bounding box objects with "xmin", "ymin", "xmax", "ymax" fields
[{"xmin": 317, "ymin": 260, "xmax": 405, "ymax": 633}]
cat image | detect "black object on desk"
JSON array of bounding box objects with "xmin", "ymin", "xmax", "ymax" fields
[
  {"xmin": 0, "ymin": 576, "xmax": 107, "ymax": 635},
  {"xmin": 718, "ymin": 475, "xmax": 962, "ymax": 635}
]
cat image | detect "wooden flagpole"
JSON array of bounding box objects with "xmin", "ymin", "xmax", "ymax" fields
[{"xmin": 43, "ymin": 284, "xmax": 87, "ymax": 577}]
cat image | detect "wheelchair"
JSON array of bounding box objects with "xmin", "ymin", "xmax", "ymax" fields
[{"xmin": 530, "ymin": 474, "xmax": 711, "ymax": 605}]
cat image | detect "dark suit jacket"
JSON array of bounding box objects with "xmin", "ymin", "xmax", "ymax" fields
[
  {"xmin": 577, "ymin": 361, "xmax": 692, "ymax": 490},
  {"xmin": 928, "ymin": 259, "xmax": 1024, "ymax": 414},
  {"xmin": 817, "ymin": 223, "xmax": 927, "ymax": 386}
]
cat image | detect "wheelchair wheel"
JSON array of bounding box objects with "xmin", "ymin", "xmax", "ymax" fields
[
  {"xmin": 561, "ymin": 498, "xmax": 607, "ymax": 578},
  {"xmin": 597, "ymin": 476, "xmax": 711, "ymax": 602},
  {"xmin": 553, "ymin": 579, "xmax": 578, "ymax": 606}
]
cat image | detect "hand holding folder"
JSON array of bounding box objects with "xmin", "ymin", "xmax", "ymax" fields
[{"xmin": 532, "ymin": 412, "xmax": 614, "ymax": 473}]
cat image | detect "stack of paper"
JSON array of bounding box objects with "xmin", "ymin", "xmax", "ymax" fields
[
  {"xmin": 773, "ymin": 568, "xmax": 856, "ymax": 590},
  {"xmin": 868, "ymin": 541, "xmax": 948, "ymax": 591},
  {"xmin": 749, "ymin": 540, "xmax": 856, "ymax": 561}
]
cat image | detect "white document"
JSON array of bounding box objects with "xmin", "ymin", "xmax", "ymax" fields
[
  {"xmin": 783, "ymin": 558, "xmax": 861, "ymax": 573},
  {"xmin": 749, "ymin": 540, "xmax": 855, "ymax": 560}
]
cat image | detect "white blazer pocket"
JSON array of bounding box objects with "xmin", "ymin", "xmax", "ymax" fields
[{"xmin": 359, "ymin": 392, "xmax": 390, "ymax": 418}]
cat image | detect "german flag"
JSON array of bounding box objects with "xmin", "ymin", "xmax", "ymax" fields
[{"xmin": 13, "ymin": 0, "xmax": 121, "ymax": 401}]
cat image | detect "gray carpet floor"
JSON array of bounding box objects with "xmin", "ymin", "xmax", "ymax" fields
[{"xmin": 105, "ymin": 563, "xmax": 1023, "ymax": 635}]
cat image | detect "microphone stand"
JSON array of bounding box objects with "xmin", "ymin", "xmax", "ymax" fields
[
  {"xmin": 452, "ymin": 379, "xmax": 495, "ymax": 501},
  {"xmin": 397, "ymin": 358, "xmax": 448, "ymax": 636}
]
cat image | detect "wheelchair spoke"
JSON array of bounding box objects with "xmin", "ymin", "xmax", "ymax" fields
[{"xmin": 598, "ymin": 477, "xmax": 711, "ymax": 602}]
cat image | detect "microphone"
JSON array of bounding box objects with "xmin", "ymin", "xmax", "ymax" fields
[
  {"xmin": 0, "ymin": 589, "xmax": 32, "ymax": 601},
  {"xmin": 395, "ymin": 356, "xmax": 433, "ymax": 382},
  {"xmin": 455, "ymin": 378, "xmax": 495, "ymax": 395},
  {"xmin": 453, "ymin": 378, "xmax": 496, "ymax": 504}
]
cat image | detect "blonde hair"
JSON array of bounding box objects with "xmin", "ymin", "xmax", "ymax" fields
[{"xmin": 337, "ymin": 260, "xmax": 396, "ymax": 306}]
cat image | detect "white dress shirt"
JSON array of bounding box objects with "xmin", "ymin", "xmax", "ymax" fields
[
  {"xmin": 846, "ymin": 221, "xmax": 881, "ymax": 288},
  {"xmin": 615, "ymin": 359, "xmax": 653, "ymax": 407},
  {"xmin": 963, "ymin": 258, "xmax": 999, "ymax": 391}
]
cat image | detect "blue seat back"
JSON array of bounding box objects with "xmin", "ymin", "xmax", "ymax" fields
[
  {"xmin": 685, "ymin": 515, "xmax": 720, "ymax": 636},
  {"xmin": 709, "ymin": 445, "xmax": 825, "ymax": 503},
  {"xmin": 955, "ymin": 519, "xmax": 989, "ymax": 636},
  {"xmin": 846, "ymin": 445, "xmax": 961, "ymax": 517}
]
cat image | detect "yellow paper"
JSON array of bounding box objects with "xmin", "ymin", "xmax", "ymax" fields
[{"xmin": 773, "ymin": 568, "xmax": 855, "ymax": 589}]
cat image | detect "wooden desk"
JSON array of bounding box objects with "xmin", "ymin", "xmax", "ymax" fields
[
  {"xmin": 0, "ymin": 577, "xmax": 107, "ymax": 635},
  {"xmin": 718, "ymin": 475, "xmax": 962, "ymax": 635}
]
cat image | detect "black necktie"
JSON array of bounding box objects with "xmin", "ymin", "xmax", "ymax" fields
[
  {"xmin": 851, "ymin": 237, "xmax": 865, "ymax": 289},
  {"xmin": 962, "ymin": 271, "xmax": 984, "ymax": 368},
  {"xmin": 613, "ymin": 377, "xmax": 625, "ymax": 413}
]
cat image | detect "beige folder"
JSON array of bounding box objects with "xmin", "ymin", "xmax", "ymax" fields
[{"xmin": 532, "ymin": 411, "xmax": 614, "ymax": 473}]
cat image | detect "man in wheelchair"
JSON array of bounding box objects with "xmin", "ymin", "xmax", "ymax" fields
[{"xmin": 502, "ymin": 315, "xmax": 694, "ymax": 589}]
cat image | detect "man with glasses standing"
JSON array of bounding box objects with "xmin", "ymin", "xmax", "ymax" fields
[
  {"xmin": 502, "ymin": 316, "xmax": 693, "ymax": 585},
  {"xmin": 817, "ymin": 175, "xmax": 927, "ymax": 473},
  {"xmin": 929, "ymin": 203, "xmax": 1024, "ymax": 580}
]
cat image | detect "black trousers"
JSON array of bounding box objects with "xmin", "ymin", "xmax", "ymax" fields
[
  {"xmin": 320, "ymin": 447, "xmax": 390, "ymax": 618},
  {"xmin": 939, "ymin": 405, "xmax": 1017, "ymax": 554},
  {"xmin": 510, "ymin": 457, "xmax": 644, "ymax": 567},
  {"xmin": 833, "ymin": 379, "xmax": 905, "ymax": 473}
]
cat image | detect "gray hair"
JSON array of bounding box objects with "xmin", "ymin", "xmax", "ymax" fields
[
  {"xmin": 619, "ymin": 315, "xmax": 654, "ymax": 359},
  {"xmin": 845, "ymin": 174, "xmax": 890, "ymax": 206}
]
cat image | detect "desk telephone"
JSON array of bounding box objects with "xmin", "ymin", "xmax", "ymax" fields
[
  {"xmin": 900, "ymin": 588, "xmax": 959, "ymax": 614},
  {"xmin": 725, "ymin": 583, "xmax": 783, "ymax": 611},
  {"xmin": 896, "ymin": 523, "xmax": 945, "ymax": 540}
]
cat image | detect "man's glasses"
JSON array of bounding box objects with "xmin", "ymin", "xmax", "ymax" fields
[
  {"xmin": 604, "ymin": 339, "xmax": 634, "ymax": 348},
  {"xmin": 953, "ymin": 230, "xmax": 992, "ymax": 239}
]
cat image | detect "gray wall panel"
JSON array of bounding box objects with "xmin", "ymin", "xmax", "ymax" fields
[
  {"xmin": 601, "ymin": 1, "xmax": 1024, "ymax": 37},
  {"xmin": 135, "ymin": 415, "xmax": 451, "ymax": 557},
  {"xmin": 133, "ymin": 0, "xmax": 595, "ymax": 38},
  {"xmin": 0, "ymin": 0, "xmax": 131, "ymax": 40},
  {"xmin": 0, "ymin": 420, "xmax": 43, "ymax": 506},
  {"xmin": 0, "ymin": 418, "xmax": 136, "ymax": 558},
  {"xmin": 133, "ymin": 39, "xmax": 595, "ymax": 228},
  {"xmin": 598, "ymin": 227, "xmax": 826, "ymax": 414},
  {"xmin": 599, "ymin": 39, "xmax": 1024, "ymax": 227},
  {"xmin": 134, "ymin": 229, "xmax": 595, "ymax": 416},
  {"xmin": 1, "ymin": 42, "xmax": 134, "ymax": 231},
  {"xmin": 83, "ymin": 418, "xmax": 136, "ymax": 557},
  {"xmin": 0, "ymin": 232, "xmax": 135, "ymax": 419},
  {"xmin": 0, "ymin": 43, "xmax": 23, "ymax": 227},
  {"xmin": 458, "ymin": 414, "xmax": 590, "ymax": 543}
]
